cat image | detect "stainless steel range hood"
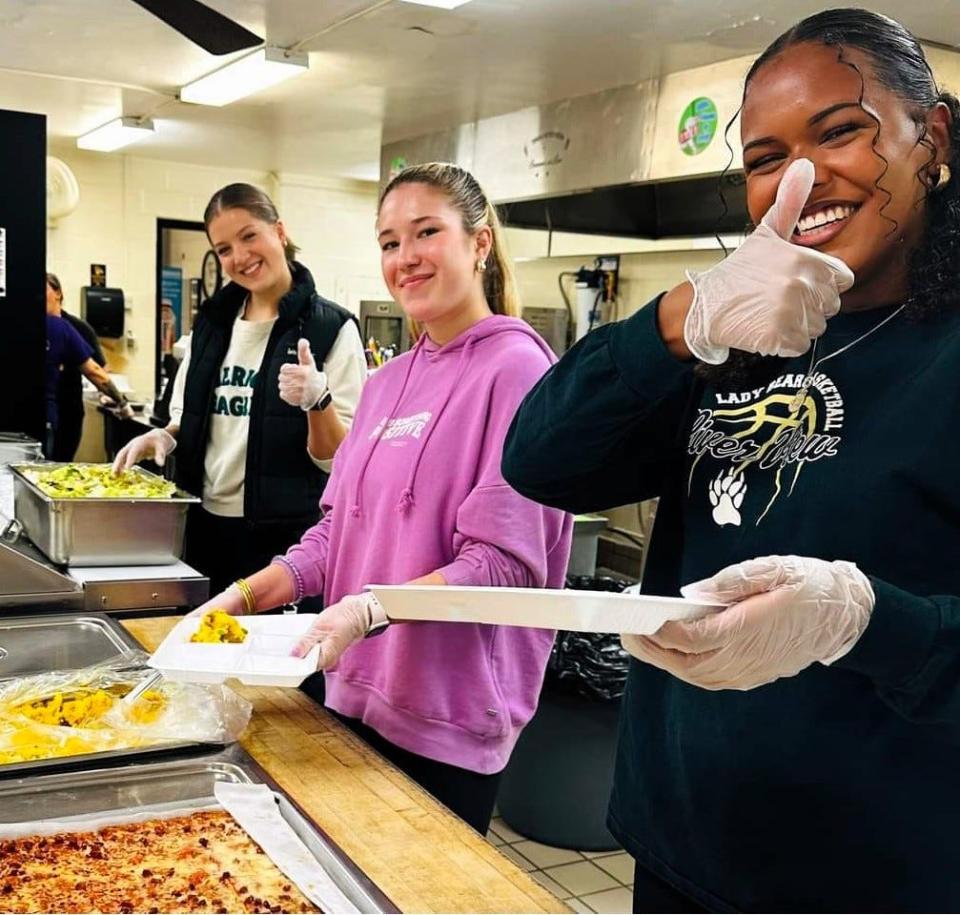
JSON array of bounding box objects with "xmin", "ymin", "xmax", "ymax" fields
[{"xmin": 381, "ymin": 60, "xmax": 752, "ymax": 240}]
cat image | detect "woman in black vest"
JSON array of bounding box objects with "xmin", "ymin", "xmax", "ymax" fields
[{"xmin": 114, "ymin": 184, "xmax": 366, "ymax": 593}]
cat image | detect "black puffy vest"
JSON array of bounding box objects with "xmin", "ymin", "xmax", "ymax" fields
[{"xmin": 175, "ymin": 262, "xmax": 356, "ymax": 526}]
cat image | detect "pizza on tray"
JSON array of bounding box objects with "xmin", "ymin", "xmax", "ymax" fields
[{"xmin": 0, "ymin": 809, "xmax": 320, "ymax": 914}]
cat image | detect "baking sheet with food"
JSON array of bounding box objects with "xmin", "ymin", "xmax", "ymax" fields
[
  {"xmin": 0, "ymin": 802, "xmax": 321, "ymax": 914},
  {"xmin": 0, "ymin": 653, "xmax": 250, "ymax": 770},
  {"xmin": 0, "ymin": 751, "xmax": 395, "ymax": 913}
]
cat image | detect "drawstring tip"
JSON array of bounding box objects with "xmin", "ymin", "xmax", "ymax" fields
[
  {"xmin": 397, "ymin": 489, "xmax": 415, "ymax": 514},
  {"xmin": 350, "ymin": 505, "xmax": 361, "ymax": 518}
]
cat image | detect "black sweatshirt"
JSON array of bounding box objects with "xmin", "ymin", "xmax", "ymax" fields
[{"xmin": 503, "ymin": 296, "xmax": 960, "ymax": 912}]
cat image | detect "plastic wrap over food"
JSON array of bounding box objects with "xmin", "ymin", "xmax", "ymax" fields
[{"xmin": 0, "ymin": 652, "xmax": 251, "ymax": 764}]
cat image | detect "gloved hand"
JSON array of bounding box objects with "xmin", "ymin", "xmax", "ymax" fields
[
  {"xmin": 279, "ymin": 338, "xmax": 329, "ymax": 411},
  {"xmin": 99, "ymin": 394, "xmax": 135, "ymax": 419},
  {"xmin": 184, "ymin": 586, "xmax": 246, "ymax": 620},
  {"xmin": 291, "ymin": 592, "xmax": 387, "ymax": 668},
  {"xmin": 621, "ymin": 555, "xmax": 874, "ymax": 690},
  {"xmin": 683, "ymin": 158, "xmax": 855, "ymax": 364},
  {"xmin": 111, "ymin": 427, "xmax": 177, "ymax": 474}
]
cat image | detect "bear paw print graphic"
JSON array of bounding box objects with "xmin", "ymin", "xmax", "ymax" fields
[{"xmin": 709, "ymin": 469, "xmax": 746, "ymax": 527}]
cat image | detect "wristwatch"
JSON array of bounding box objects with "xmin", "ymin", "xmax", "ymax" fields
[
  {"xmin": 363, "ymin": 594, "xmax": 390, "ymax": 638},
  {"xmin": 309, "ymin": 390, "xmax": 332, "ymax": 412}
]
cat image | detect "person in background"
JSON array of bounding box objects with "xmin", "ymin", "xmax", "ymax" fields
[
  {"xmin": 503, "ymin": 9, "xmax": 960, "ymax": 911},
  {"xmin": 44, "ymin": 273, "xmax": 130, "ymax": 459},
  {"xmin": 46, "ymin": 272, "xmax": 109, "ymax": 461},
  {"xmin": 190, "ymin": 163, "xmax": 572, "ymax": 835},
  {"xmin": 113, "ymin": 183, "xmax": 367, "ymax": 594}
]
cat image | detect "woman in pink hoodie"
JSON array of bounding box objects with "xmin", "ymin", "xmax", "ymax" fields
[{"xmin": 194, "ymin": 163, "xmax": 572, "ymax": 833}]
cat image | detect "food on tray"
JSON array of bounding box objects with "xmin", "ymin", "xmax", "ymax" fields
[
  {"xmin": 190, "ymin": 610, "xmax": 248, "ymax": 644},
  {"xmin": 0, "ymin": 809, "xmax": 320, "ymax": 914},
  {"xmin": 0, "ymin": 682, "xmax": 167, "ymax": 765},
  {"xmin": 23, "ymin": 463, "xmax": 177, "ymax": 499},
  {"xmin": 11, "ymin": 685, "xmax": 166, "ymax": 729}
]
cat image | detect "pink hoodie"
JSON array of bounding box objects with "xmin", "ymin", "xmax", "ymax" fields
[{"xmin": 282, "ymin": 315, "xmax": 572, "ymax": 773}]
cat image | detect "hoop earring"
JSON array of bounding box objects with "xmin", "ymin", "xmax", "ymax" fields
[{"xmin": 933, "ymin": 163, "xmax": 952, "ymax": 191}]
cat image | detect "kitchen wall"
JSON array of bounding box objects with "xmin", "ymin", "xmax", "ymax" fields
[
  {"xmin": 46, "ymin": 146, "xmax": 386, "ymax": 397},
  {"xmin": 509, "ymin": 240, "xmax": 724, "ymax": 551}
]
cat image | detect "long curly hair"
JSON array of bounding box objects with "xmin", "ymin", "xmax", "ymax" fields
[{"xmin": 699, "ymin": 8, "xmax": 960, "ymax": 389}]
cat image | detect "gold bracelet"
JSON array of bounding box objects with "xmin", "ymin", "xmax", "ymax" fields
[{"xmin": 234, "ymin": 578, "xmax": 257, "ymax": 614}]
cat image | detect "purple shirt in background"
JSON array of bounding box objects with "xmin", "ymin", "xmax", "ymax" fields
[{"xmin": 46, "ymin": 314, "xmax": 94, "ymax": 428}]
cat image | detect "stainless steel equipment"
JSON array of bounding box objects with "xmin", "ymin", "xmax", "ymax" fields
[
  {"xmin": 358, "ymin": 300, "xmax": 411, "ymax": 356},
  {"xmin": 0, "ymin": 433, "xmax": 42, "ymax": 521},
  {"xmin": 0, "ymin": 611, "xmax": 204, "ymax": 778},
  {"xmin": 381, "ymin": 75, "xmax": 751, "ymax": 238},
  {"xmin": 68, "ymin": 562, "xmax": 208, "ymax": 614},
  {"xmin": 11, "ymin": 463, "xmax": 199, "ymax": 567},
  {"xmin": 0, "ymin": 745, "xmax": 398, "ymax": 913},
  {"xmin": 569, "ymin": 514, "xmax": 608, "ymax": 577},
  {"xmin": 0, "ymin": 612, "xmax": 139, "ymax": 680},
  {"xmin": 0, "ymin": 534, "xmax": 83, "ymax": 610},
  {"xmin": 521, "ymin": 306, "xmax": 569, "ymax": 356}
]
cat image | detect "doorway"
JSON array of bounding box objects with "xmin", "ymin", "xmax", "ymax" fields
[{"xmin": 153, "ymin": 218, "xmax": 217, "ymax": 409}]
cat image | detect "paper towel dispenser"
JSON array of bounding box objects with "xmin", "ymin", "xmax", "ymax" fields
[{"xmin": 81, "ymin": 287, "xmax": 125, "ymax": 339}]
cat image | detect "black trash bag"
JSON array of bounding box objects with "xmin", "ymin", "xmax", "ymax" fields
[{"xmin": 547, "ymin": 575, "xmax": 633, "ymax": 702}]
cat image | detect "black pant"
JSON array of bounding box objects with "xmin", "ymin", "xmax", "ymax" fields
[
  {"xmin": 183, "ymin": 504, "xmax": 314, "ymax": 596},
  {"xmin": 301, "ymin": 675, "xmax": 500, "ymax": 835},
  {"xmin": 632, "ymin": 863, "xmax": 710, "ymax": 913}
]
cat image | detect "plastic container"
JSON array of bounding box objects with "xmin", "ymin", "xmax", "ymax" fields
[{"xmin": 149, "ymin": 614, "xmax": 321, "ymax": 687}]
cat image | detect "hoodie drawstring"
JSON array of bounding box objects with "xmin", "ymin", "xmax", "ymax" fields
[{"xmin": 396, "ymin": 335, "xmax": 476, "ymax": 515}]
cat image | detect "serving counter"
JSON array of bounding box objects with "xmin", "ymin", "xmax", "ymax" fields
[{"xmin": 123, "ymin": 616, "xmax": 568, "ymax": 915}]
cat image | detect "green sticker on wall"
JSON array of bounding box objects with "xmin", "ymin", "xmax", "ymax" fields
[
  {"xmin": 389, "ymin": 156, "xmax": 408, "ymax": 179},
  {"xmin": 678, "ymin": 97, "xmax": 718, "ymax": 156}
]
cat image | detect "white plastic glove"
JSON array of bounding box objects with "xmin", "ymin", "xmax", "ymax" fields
[
  {"xmin": 111, "ymin": 427, "xmax": 177, "ymax": 474},
  {"xmin": 184, "ymin": 586, "xmax": 246, "ymax": 620},
  {"xmin": 683, "ymin": 158, "xmax": 855, "ymax": 364},
  {"xmin": 621, "ymin": 555, "xmax": 874, "ymax": 691},
  {"xmin": 279, "ymin": 338, "xmax": 329, "ymax": 411},
  {"xmin": 290, "ymin": 592, "xmax": 387, "ymax": 668},
  {"xmin": 99, "ymin": 394, "xmax": 135, "ymax": 419}
]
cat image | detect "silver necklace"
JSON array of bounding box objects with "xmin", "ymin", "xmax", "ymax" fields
[{"xmin": 787, "ymin": 303, "xmax": 907, "ymax": 414}]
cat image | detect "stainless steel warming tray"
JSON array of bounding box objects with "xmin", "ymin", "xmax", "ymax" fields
[
  {"xmin": 0, "ymin": 611, "xmax": 207, "ymax": 778},
  {"xmin": 10, "ymin": 462, "xmax": 199, "ymax": 567},
  {"xmin": 0, "ymin": 745, "xmax": 397, "ymax": 914}
]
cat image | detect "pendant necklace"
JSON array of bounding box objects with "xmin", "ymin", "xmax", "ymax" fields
[{"xmin": 787, "ymin": 303, "xmax": 907, "ymax": 414}]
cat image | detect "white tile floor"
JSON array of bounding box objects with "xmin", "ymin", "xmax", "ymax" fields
[{"xmin": 487, "ymin": 817, "xmax": 633, "ymax": 914}]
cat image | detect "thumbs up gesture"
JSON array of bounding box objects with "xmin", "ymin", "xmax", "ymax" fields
[
  {"xmin": 683, "ymin": 158, "xmax": 855, "ymax": 364},
  {"xmin": 279, "ymin": 338, "xmax": 330, "ymax": 411}
]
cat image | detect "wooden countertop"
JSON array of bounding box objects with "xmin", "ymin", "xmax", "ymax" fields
[{"xmin": 124, "ymin": 617, "xmax": 568, "ymax": 915}]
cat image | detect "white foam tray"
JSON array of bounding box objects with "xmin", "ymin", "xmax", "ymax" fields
[
  {"xmin": 366, "ymin": 584, "xmax": 721, "ymax": 635},
  {"xmin": 148, "ymin": 614, "xmax": 321, "ymax": 687}
]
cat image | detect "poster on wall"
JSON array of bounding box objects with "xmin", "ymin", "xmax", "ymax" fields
[{"xmin": 160, "ymin": 265, "xmax": 183, "ymax": 356}]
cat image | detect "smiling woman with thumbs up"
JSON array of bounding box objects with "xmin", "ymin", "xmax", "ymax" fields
[
  {"xmin": 504, "ymin": 8, "xmax": 960, "ymax": 912},
  {"xmin": 113, "ymin": 184, "xmax": 367, "ymax": 592}
]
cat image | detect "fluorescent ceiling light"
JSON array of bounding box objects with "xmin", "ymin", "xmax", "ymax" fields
[
  {"xmin": 398, "ymin": 0, "xmax": 475, "ymax": 7},
  {"xmin": 77, "ymin": 117, "xmax": 154, "ymax": 152},
  {"xmin": 180, "ymin": 47, "xmax": 309, "ymax": 107}
]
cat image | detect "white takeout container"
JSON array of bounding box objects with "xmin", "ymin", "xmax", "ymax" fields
[
  {"xmin": 148, "ymin": 614, "xmax": 321, "ymax": 687},
  {"xmin": 365, "ymin": 585, "xmax": 722, "ymax": 634}
]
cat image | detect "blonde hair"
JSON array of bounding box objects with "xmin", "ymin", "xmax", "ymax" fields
[
  {"xmin": 204, "ymin": 183, "xmax": 300, "ymax": 262},
  {"xmin": 378, "ymin": 162, "xmax": 520, "ymax": 318}
]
